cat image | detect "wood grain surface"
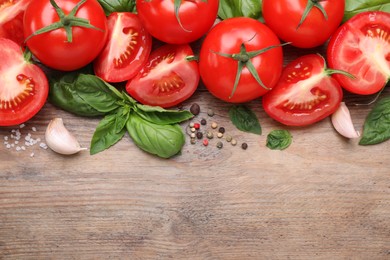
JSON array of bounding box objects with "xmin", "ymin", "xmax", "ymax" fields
[{"xmin": 1, "ymin": 43, "xmax": 389, "ymax": 259}]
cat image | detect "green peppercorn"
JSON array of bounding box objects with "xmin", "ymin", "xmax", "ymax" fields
[
  {"xmin": 216, "ymin": 141, "xmax": 223, "ymax": 149},
  {"xmin": 206, "ymin": 131, "xmax": 214, "ymax": 139},
  {"xmin": 226, "ymin": 135, "xmax": 232, "ymax": 142},
  {"xmin": 207, "ymin": 108, "xmax": 214, "ymax": 117}
]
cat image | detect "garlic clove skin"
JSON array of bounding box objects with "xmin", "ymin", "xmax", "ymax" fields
[
  {"xmin": 45, "ymin": 118, "xmax": 87, "ymax": 155},
  {"xmin": 331, "ymin": 102, "xmax": 360, "ymax": 139}
]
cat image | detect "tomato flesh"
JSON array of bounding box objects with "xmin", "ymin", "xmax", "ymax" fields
[
  {"xmin": 94, "ymin": 12, "xmax": 152, "ymax": 83},
  {"xmin": 136, "ymin": 0, "xmax": 219, "ymax": 44},
  {"xmin": 24, "ymin": 0, "xmax": 108, "ymax": 71},
  {"xmin": 126, "ymin": 44, "xmax": 199, "ymax": 108},
  {"xmin": 0, "ymin": 38, "xmax": 48, "ymax": 126},
  {"xmin": 327, "ymin": 11, "xmax": 390, "ymax": 95},
  {"xmin": 262, "ymin": 54, "xmax": 343, "ymax": 126}
]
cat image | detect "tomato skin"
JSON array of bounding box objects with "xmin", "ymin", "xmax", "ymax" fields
[
  {"xmin": 262, "ymin": 54, "xmax": 343, "ymax": 126},
  {"xmin": 327, "ymin": 11, "xmax": 390, "ymax": 95},
  {"xmin": 93, "ymin": 12, "xmax": 152, "ymax": 83},
  {"xmin": 0, "ymin": 38, "xmax": 49, "ymax": 126},
  {"xmin": 199, "ymin": 17, "xmax": 283, "ymax": 103},
  {"xmin": 126, "ymin": 44, "xmax": 199, "ymax": 108},
  {"xmin": 23, "ymin": 0, "xmax": 108, "ymax": 71},
  {"xmin": 136, "ymin": 0, "xmax": 219, "ymax": 44},
  {"xmin": 0, "ymin": 0, "xmax": 32, "ymax": 46},
  {"xmin": 262, "ymin": 0, "xmax": 344, "ymax": 48}
]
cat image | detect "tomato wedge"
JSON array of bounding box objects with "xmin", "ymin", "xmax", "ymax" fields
[
  {"xmin": 327, "ymin": 11, "xmax": 390, "ymax": 95},
  {"xmin": 262, "ymin": 54, "xmax": 343, "ymax": 126},
  {"xmin": 0, "ymin": 38, "xmax": 49, "ymax": 126},
  {"xmin": 94, "ymin": 12, "xmax": 152, "ymax": 83},
  {"xmin": 126, "ymin": 44, "xmax": 199, "ymax": 108},
  {"xmin": 0, "ymin": 0, "xmax": 32, "ymax": 46}
]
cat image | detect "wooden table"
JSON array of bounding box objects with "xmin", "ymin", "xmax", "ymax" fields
[{"xmin": 1, "ymin": 44, "xmax": 389, "ymax": 259}]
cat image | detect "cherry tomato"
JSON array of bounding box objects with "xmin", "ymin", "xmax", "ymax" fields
[
  {"xmin": 94, "ymin": 12, "xmax": 152, "ymax": 83},
  {"xmin": 262, "ymin": 54, "xmax": 343, "ymax": 126},
  {"xmin": 327, "ymin": 11, "xmax": 390, "ymax": 95},
  {"xmin": 199, "ymin": 17, "xmax": 284, "ymax": 103},
  {"xmin": 136, "ymin": 0, "xmax": 219, "ymax": 44},
  {"xmin": 0, "ymin": 38, "xmax": 49, "ymax": 126},
  {"xmin": 126, "ymin": 44, "xmax": 199, "ymax": 108},
  {"xmin": 262, "ymin": 0, "xmax": 344, "ymax": 48},
  {"xmin": 24, "ymin": 0, "xmax": 108, "ymax": 71},
  {"xmin": 0, "ymin": 0, "xmax": 32, "ymax": 46}
]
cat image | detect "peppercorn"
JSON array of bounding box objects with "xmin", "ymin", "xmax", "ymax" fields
[
  {"xmin": 200, "ymin": 118, "xmax": 207, "ymax": 125},
  {"xmin": 203, "ymin": 139, "xmax": 209, "ymax": 146},
  {"xmin": 211, "ymin": 122, "xmax": 218, "ymax": 129},
  {"xmin": 217, "ymin": 132, "xmax": 223, "ymax": 138},
  {"xmin": 196, "ymin": 132, "xmax": 203, "ymax": 139},
  {"xmin": 190, "ymin": 133, "xmax": 196, "ymax": 138},
  {"xmin": 206, "ymin": 131, "xmax": 214, "ymax": 139},
  {"xmin": 226, "ymin": 135, "xmax": 232, "ymax": 142},
  {"xmin": 241, "ymin": 143, "xmax": 248, "ymax": 150},
  {"xmin": 190, "ymin": 138, "xmax": 196, "ymax": 144},
  {"xmin": 216, "ymin": 141, "xmax": 223, "ymax": 149},
  {"xmin": 218, "ymin": 127, "xmax": 225, "ymax": 134},
  {"xmin": 194, "ymin": 123, "xmax": 200, "ymax": 130},
  {"xmin": 231, "ymin": 139, "xmax": 237, "ymax": 146},
  {"xmin": 190, "ymin": 103, "xmax": 200, "ymax": 115},
  {"xmin": 207, "ymin": 109, "xmax": 214, "ymax": 117}
]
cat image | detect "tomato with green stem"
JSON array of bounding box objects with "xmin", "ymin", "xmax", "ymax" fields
[
  {"xmin": 126, "ymin": 44, "xmax": 199, "ymax": 108},
  {"xmin": 199, "ymin": 17, "xmax": 284, "ymax": 103},
  {"xmin": 93, "ymin": 12, "xmax": 152, "ymax": 83},
  {"xmin": 0, "ymin": 38, "xmax": 48, "ymax": 126},
  {"xmin": 327, "ymin": 11, "xmax": 390, "ymax": 95},
  {"xmin": 136, "ymin": 0, "xmax": 219, "ymax": 44},
  {"xmin": 262, "ymin": 0, "xmax": 345, "ymax": 48},
  {"xmin": 262, "ymin": 54, "xmax": 351, "ymax": 126},
  {"xmin": 24, "ymin": 0, "xmax": 108, "ymax": 71}
]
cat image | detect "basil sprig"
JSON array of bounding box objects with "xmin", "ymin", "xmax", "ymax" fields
[
  {"xmin": 344, "ymin": 0, "xmax": 390, "ymax": 22},
  {"xmin": 218, "ymin": 0, "xmax": 262, "ymax": 20},
  {"xmin": 266, "ymin": 130, "xmax": 292, "ymax": 150},
  {"xmin": 49, "ymin": 73, "xmax": 193, "ymax": 158},
  {"xmin": 229, "ymin": 105, "xmax": 261, "ymax": 135},
  {"xmin": 97, "ymin": 0, "xmax": 136, "ymax": 15},
  {"xmin": 359, "ymin": 97, "xmax": 390, "ymax": 146}
]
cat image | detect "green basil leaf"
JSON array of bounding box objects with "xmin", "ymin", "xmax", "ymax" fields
[
  {"xmin": 135, "ymin": 104, "xmax": 193, "ymax": 125},
  {"xmin": 344, "ymin": 0, "xmax": 390, "ymax": 22},
  {"xmin": 266, "ymin": 130, "xmax": 292, "ymax": 150},
  {"xmin": 74, "ymin": 74, "xmax": 122, "ymax": 113},
  {"xmin": 229, "ymin": 105, "xmax": 261, "ymax": 135},
  {"xmin": 218, "ymin": 0, "xmax": 262, "ymax": 20},
  {"xmin": 90, "ymin": 113, "xmax": 126, "ymax": 155},
  {"xmin": 114, "ymin": 106, "xmax": 131, "ymax": 134},
  {"xmin": 126, "ymin": 113, "xmax": 185, "ymax": 158},
  {"xmin": 49, "ymin": 72, "xmax": 105, "ymax": 117},
  {"xmin": 359, "ymin": 97, "xmax": 390, "ymax": 145},
  {"xmin": 97, "ymin": 0, "xmax": 136, "ymax": 15}
]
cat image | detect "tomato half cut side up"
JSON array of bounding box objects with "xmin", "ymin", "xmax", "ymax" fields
[
  {"xmin": 0, "ymin": 38, "xmax": 49, "ymax": 126},
  {"xmin": 94, "ymin": 12, "xmax": 152, "ymax": 83},
  {"xmin": 126, "ymin": 44, "xmax": 199, "ymax": 108},
  {"xmin": 262, "ymin": 54, "xmax": 343, "ymax": 126},
  {"xmin": 327, "ymin": 11, "xmax": 390, "ymax": 95},
  {"xmin": 0, "ymin": 0, "xmax": 32, "ymax": 46}
]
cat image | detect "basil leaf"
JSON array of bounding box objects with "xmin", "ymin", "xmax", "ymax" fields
[
  {"xmin": 74, "ymin": 74, "xmax": 122, "ymax": 113},
  {"xmin": 344, "ymin": 0, "xmax": 390, "ymax": 22},
  {"xmin": 49, "ymin": 72, "xmax": 105, "ymax": 117},
  {"xmin": 229, "ymin": 105, "xmax": 262, "ymax": 135},
  {"xmin": 266, "ymin": 130, "xmax": 292, "ymax": 150},
  {"xmin": 114, "ymin": 106, "xmax": 131, "ymax": 134},
  {"xmin": 218, "ymin": 0, "xmax": 262, "ymax": 20},
  {"xmin": 90, "ymin": 113, "xmax": 127, "ymax": 155},
  {"xmin": 135, "ymin": 104, "xmax": 193, "ymax": 125},
  {"xmin": 126, "ymin": 113, "xmax": 185, "ymax": 158},
  {"xmin": 97, "ymin": 0, "xmax": 136, "ymax": 15},
  {"xmin": 359, "ymin": 97, "xmax": 390, "ymax": 145}
]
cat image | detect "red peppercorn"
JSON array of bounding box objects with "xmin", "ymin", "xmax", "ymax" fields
[
  {"xmin": 203, "ymin": 139, "xmax": 209, "ymax": 146},
  {"xmin": 194, "ymin": 123, "xmax": 200, "ymax": 130}
]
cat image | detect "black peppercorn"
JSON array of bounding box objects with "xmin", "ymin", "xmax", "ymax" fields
[
  {"xmin": 190, "ymin": 103, "xmax": 200, "ymax": 115},
  {"xmin": 218, "ymin": 127, "xmax": 225, "ymax": 134},
  {"xmin": 200, "ymin": 118, "xmax": 207, "ymax": 125},
  {"xmin": 196, "ymin": 131, "xmax": 203, "ymax": 139},
  {"xmin": 241, "ymin": 143, "xmax": 248, "ymax": 150}
]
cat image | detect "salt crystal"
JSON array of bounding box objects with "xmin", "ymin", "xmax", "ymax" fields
[
  {"xmin": 32, "ymin": 127, "xmax": 37, "ymax": 132},
  {"xmin": 6, "ymin": 144, "xmax": 11, "ymax": 149},
  {"xmin": 19, "ymin": 124, "xmax": 25, "ymax": 128},
  {"xmin": 16, "ymin": 146, "xmax": 21, "ymax": 151},
  {"xmin": 30, "ymin": 152, "xmax": 34, "ymax": 157},
  {"xmin": 4, "ymin": 136, "xmax": 8, "ymax": 141},
  {"xmin": 21, "ymin": 146, "xmax": 26, "ymax": 150}
]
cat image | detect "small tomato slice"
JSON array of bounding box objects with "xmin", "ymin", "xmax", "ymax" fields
[
  {"xmin": 262, "ymin": 54, "xmax": 343, "ymax": 126},
  {"xmin": 327, "ymin": 11, "xmax": 390, "ymax": 95},
  {"xmin": 0, "ymin": 38, "xmax": 49, "ymax": 126},
  {"xmin": 126, "ymin": 44, "xmax": 199, "ymax": 108},
  {"xmin": 0, "ymin": 0, "xmax": 32, "ymax": 46},
  {"xmin": 93, "ymin": 12, "xmax": 152, "ymax": 83}
]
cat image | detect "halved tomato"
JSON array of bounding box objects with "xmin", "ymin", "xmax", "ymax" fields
[
  {"xmin": 327, "ymin": 11, "xmax": 390, "ymax": 95},
  {"xmin": 0, "ymin": 0, "xmax": 32, "ymax": 46},
  {"xmin": 0, "ymin": 38, "xmax": 49, "ymax": 126},
  {"xmin": 126, "ymin": 44, "xmax": 199, "ymax": 108},
  {"xmin": 262, "ymin": 54, "xmax": 343, "ymax": 126},
  {"xmin": 94, "ymin": 12, "xmax": 152, "ymax": 83}
]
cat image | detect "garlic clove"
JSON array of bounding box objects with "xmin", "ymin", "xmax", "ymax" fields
[
  {"xmin": 45, "ymin": 118, "xmax": 87, "ymax": 155},
  {"xmin": 331, "ymin": 102, "xmax": 360, "ymax": 139}
]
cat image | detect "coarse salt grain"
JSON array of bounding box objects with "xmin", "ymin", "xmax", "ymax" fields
[{"xmin": 32, "ymin": 127, "xmax": 37, "ymax": 132}]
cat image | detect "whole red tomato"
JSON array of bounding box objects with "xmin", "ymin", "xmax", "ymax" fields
[
  {"xmin": 262, "ymin": 54, "xmax": 343, "ymax": 126},
  {"xmin": 199, "ymin": 17, "xmax": 284, "ymax": 103},
  {"xmin": 136, "ymin": 0, "xmax": 219, "ymax": 44},
  {"xmin": 24, "ymin": 0, "xmax": 108, "ymax": 71},
  {"xmin": 327, "ymin": 11, "xmax": 390, "ymax": 95},
  {"xmin": 0, "ymin": 38, "xmax": 48, "ymax": 126},
  {"xmin": 262, "ymin": 0, "xmax": 345, "ymax": 48},
  {"xmin": 0, "ymin": 0, "xmax": 32, "ymax": 46}
]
